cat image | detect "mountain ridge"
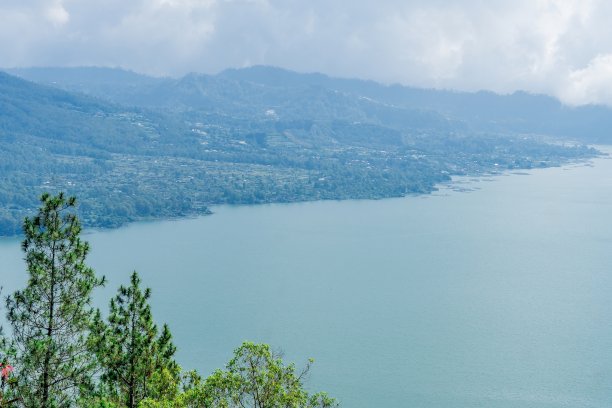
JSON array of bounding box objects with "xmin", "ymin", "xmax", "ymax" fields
[
  {"xmin": 0, "ymin": 68, "xmax": 600, "ymax": 236},
  {"xmin": 7, "ymin": 65, "xmax": 612, "ymax": 142}
]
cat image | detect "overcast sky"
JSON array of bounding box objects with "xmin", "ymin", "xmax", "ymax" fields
[{"xmin": 2, "ymin": 0, "xmax": 612, "ymax": 106}]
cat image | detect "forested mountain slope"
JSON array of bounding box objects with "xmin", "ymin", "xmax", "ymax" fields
[
  {"xmin": 11, "ymin": 65, "xmax": 612, "ymax": 143},
  {"xmin": 0, "ymin": 68, "xmax": 599, "ymax": 236}
]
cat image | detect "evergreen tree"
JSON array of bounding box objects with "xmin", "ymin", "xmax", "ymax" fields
[
  {"xmin": 91, "ymin": 271, "xmax": 178, "ymax": 408},
  {"xmin": 6, "ymin": 192, "xmax": 105, "ymax": 407}
]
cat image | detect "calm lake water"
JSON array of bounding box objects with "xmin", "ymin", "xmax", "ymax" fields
[{"xmin": 2, "ymin": 152, "xmax": 612, "ymax": 407}]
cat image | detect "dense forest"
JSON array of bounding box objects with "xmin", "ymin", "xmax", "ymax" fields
[
  {"xmin": 0, "ymin": 193, "xmax": 337, "ymax": 407},
  {"xmin": 0, "ymin": 69, "xmax": 601, "ymax": 236}
]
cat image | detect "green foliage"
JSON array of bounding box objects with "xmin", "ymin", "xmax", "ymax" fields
[
  {"xmin": 216, "ymin": 342, "xmax": 338, "ymax": 408},
  {"xmin": 76, "ymin": 396, "xmax": 118, "ymax": 408},
  {"xmin": 1, "ymin": 288, "xmax": 18, "ymax": 407},
  {"xmin": 90, "ymin": 272, "xmax": 179, "ymax": 408},
  {"xmin": 140, "ymin": 342, "xmax": 338, "ymax": 408},
  {"xmin": 5, "ymin": 193, "xmax": 105, "ymax": 407}
]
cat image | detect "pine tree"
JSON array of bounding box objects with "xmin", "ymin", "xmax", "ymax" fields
[
  {"xmin": 91, "ymin": 271, "xmax": 178, "ymax": 408},
  {"xmin": 6, "ymin": 192, "xmax": 105, "ymax": 407}
]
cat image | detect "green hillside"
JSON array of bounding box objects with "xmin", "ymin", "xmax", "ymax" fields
[{"xmin": 0, "ymin": 70, "xmax": 598, "ymax": 236}]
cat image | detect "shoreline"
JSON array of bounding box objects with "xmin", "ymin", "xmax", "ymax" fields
[{"xmin": 1, "ymin": 146, "xmax": 607, "ymax": 240}]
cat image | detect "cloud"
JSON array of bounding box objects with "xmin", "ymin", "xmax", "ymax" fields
[
  {"xmin": 46, "ymin": 1, "xmax": 70, "ymax": 26},
  {"xmin": 561, "ymin": 54, "xmax": 612, "ymax": 105},
  {"xmin": 1, "ymin": 0, "xmax": 612, "ymax": 105}
]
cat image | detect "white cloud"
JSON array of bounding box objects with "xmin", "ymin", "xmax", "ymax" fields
[
  {"xmin": 1, "ymin": 0, "xmax": 612, "ymax": 105},
  {"xmin": 46, "ymin": 1, "xmax": 70, "ymax": 26},
  {"xmin": 561, "ymin": 54, "xmax": 612, "ymax": 105}
]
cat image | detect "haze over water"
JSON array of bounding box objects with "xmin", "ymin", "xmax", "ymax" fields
[{"xmin": 2, "ymin": 151, "xmax": 612, "ymax": 407}]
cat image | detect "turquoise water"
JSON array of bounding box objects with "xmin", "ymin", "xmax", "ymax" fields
[{"xmin": 2, "ymin": 153, "xmax": 612, "ymax": 407}]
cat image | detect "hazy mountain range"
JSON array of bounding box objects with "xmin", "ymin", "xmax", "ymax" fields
[
  {"xmin": 0, "ymin": 66, "xmax": 602, "ymax": 235},
  {"xmin": 8, "ymin": 65, "xmax": 612, "ymax": 143}
]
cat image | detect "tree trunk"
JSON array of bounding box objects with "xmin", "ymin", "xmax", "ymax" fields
[{"xmin": 42, "ymin": 241, "xmax": 57, "ymax": 408}]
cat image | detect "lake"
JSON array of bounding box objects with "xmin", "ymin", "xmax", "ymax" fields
[{"xmin": 2, "ymin": 152, "xmax": 612, "ymax": 407}]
